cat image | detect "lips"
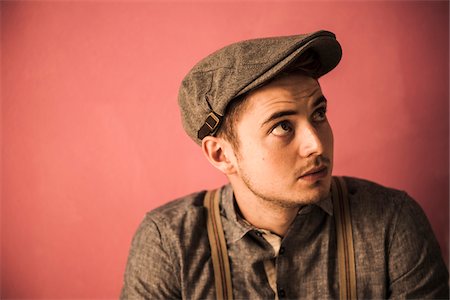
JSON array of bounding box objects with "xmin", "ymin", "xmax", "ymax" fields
[{"xmin": 299, "ymin": 166, "xmax": 328, "ymax": 182}]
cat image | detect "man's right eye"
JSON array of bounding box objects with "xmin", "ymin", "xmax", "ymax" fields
[{"xmin": 271, "ymin": 121, "xmax": 293, "ymax": 137}]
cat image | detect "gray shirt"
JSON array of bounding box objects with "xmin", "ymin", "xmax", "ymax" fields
[{"xmin": 121, "ymin": 177, "xmax": 449, "ymax": 299}]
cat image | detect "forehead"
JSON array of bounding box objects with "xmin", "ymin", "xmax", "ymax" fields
[{"xmin": 243, "ymin": 73, "xmax": 322, "ymax": 111}]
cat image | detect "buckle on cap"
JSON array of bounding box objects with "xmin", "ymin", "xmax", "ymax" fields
[
  {"xmin": 205, "ymin": 112, "xmax": 220, "ymax": 130},
  {"xmin": 197, "ymin": 112, "xmax": 222, "ymax": 140}
]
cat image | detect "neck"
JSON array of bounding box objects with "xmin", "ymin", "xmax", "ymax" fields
[{"xmin": 231, "ymin": 182, "xmax": 300, "ymax": 237}]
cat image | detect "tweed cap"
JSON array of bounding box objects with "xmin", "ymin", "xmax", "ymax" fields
[{"xmin": 178, "ymin": 30, "xmax": 342, "ymax": 145}]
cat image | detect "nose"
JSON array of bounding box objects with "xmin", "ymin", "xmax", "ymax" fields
[{"xmin": 298, "ymin": 123, "xmax": 324, "ymax": 158}]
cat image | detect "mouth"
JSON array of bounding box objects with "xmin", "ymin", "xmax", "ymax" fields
[{"xmin": 299, "ymin": 166, "xmax": 328, "ymax": 182}]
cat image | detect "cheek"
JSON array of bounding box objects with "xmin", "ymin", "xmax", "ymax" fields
[
  {"xmin": 246, "ymin": 144, "xmax": 282, "ymax": 170},
  {"xmin": 321, "ymin": 122, "xmax": 333, "ymax": 141},
  {"xmin": 259, "ymin": 146, "xmax": 295, "ymax": 172},
  {"xmin": 328, "ymin": 125, "xmax": 334, "ymax": 149},
  {"xmin": 320, "ymin": 122, "xmax": 334, "ymax": 152},
  {"xmin": 325, "ymin": 124, "xmax": 334, "ymax": 158}
]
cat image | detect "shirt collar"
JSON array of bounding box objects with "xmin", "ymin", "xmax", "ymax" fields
[
  {"xmin": 219, "ymin": 184, "xmax": 253, "ymax": 244},
  {"xmin": 219, "ymin": 184, "xmax": 334, "ymax": 244}
]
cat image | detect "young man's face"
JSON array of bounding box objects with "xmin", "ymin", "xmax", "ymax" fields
[{"xmin": 229, "ymin": 73, "xmax": 333, "ymax": 207}]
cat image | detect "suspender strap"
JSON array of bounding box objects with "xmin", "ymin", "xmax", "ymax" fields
[
  {"xmin": 204, "ymin": 189, "xmax": 233, "ymax": 300},
  {"xmin": 332, "ymin": 176, "xmax": 357, "ymax": 300}
]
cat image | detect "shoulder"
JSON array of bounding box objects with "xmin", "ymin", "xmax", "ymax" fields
[
  {"xmin": 147, "ymin": 189, "xmax": 207, "ymax": 221},
  {"xmin": 339, "ymin": 180, "xmax": 448, "ymax": 297},
  {"xmin": 122, "ymin": 190, "xmax": 213, "ymax": 299},
  {"xmin": 342, "ymin": 176, "xmax": 439, "ymax": 253},
  {"xmin": 341, "ymin": 176, "xmax": 426, "ymax": 242},
  {"xmin": 127, "ymin": 188, "xmax": 213, "ymax": 273},
  {"xmin": 342, "ymin": 176, "xmax": 414, "ymax": 214},
  {"xmin": 138, "ymin": 189, "xmax": 211, "ymax": 240},
  {"xmin": 343, "ymin": 176, "xmax": 407, "ymax": 200}
]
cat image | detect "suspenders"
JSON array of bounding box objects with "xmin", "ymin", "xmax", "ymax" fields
[
  {"xmin": 331, "ymin": 176, "xmax": 357, "ymax": 300},
  {"xmin": 204, "ymin": 176, "xmax": 357, "ymax": 300},
  {"xmin": 204, "ymin": 188, "xmax": 233, "ymax": 300}
]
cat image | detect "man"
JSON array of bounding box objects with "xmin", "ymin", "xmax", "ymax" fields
[{"xmin": 121, "ymin": 30, "xmax": 449, "ymax": 299}]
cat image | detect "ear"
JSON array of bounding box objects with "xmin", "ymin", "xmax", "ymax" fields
[{"xmin": 201, "ymin": 136, "xmax": 237, "ymax": 175}]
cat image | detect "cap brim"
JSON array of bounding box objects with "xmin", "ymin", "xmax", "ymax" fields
[{"xmin": 235, "ymin": 35, "xmax": 342, "ymax": 98}]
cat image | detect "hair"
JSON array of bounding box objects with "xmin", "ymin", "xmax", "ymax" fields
[
  {"xmin": 215, "ymin": 93, "xmax": 249, "ymax": 151},
  {"xmin": 215, "ymin": 50, "xmax": 320, "ymax": 151}
]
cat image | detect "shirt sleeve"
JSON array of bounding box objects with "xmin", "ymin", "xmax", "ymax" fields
[
  {"xmin": 120, "ymin": 215, "xmax": 181, "ymax": 299},
  {"xmin": 387, "ymin": 193, "xmax": 449, "ymax": 299}
]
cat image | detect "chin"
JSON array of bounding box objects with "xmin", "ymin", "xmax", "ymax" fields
[{"xmin": 296, "ymin": 179, "xmax": 331, "ymax": 202}]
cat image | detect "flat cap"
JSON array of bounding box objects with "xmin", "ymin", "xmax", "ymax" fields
[{"xmin": 178, "ymin": 30, "xmax": 342, "ymax": 145}]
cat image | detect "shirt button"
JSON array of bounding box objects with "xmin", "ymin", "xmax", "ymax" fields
[
  {"xmin": 279, "ymin": 246, "xmax": 285, "ymax": 255},
  {"xmin": 278, "ymin": 288, "xmax": 286, "ymax": 298}
]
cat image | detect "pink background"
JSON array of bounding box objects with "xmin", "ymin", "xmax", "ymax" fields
[{"xmin": 2, "ymin": 1, "xmax": 448, "ymax": 299}]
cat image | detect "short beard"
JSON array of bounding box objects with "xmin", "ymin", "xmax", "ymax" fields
[{"xmin": 237, "ymin": 163, "xmax": 327, "ymax": 210}]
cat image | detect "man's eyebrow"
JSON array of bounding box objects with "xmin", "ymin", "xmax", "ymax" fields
[
  {"xmin": 261, "ymin": 109, "xmax": 298, "ymax": 127},
  {"xmin": 261, "ymin": 96, "xmax": 328, "ymax": 127},
  {"xmin": 312, "ymin": 95, "xmax": 327, "ymax": 107}
]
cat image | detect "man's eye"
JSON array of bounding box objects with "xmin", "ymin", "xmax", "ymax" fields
[
  {"xmin": 312, "ymin": 107, "xmax": 327, "ymax": 122},
  {"xmin": 271, "ymin": 121, "xmax": 293, "ymax": 137}
]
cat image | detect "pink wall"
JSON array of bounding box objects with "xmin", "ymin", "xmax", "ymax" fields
[{"xmin": 2, "ymin": 1, "xmax": 448, "ymax": 298}]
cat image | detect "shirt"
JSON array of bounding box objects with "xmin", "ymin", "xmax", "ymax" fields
[
  {"xmin": 120, "ymin": 177, "xmax": 449, "ymax": 299},
  {"xmin": 259, "ymin": 228, "xmax": 282, "ymax": 299}
]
